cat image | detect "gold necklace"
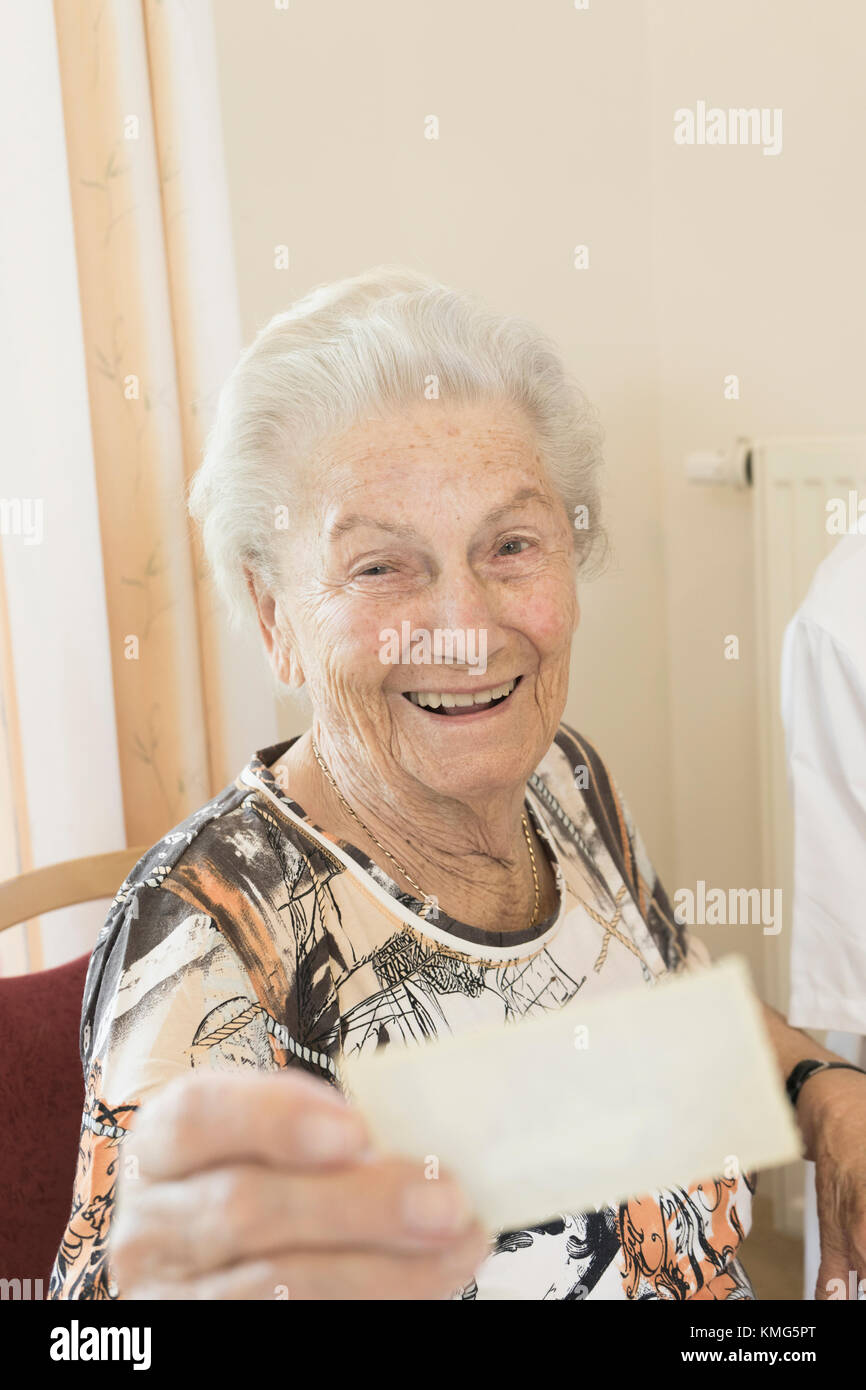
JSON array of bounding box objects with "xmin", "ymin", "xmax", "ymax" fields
[{"xmin": 310, "ymin": 736, "xmax": 541, "ymax": 927}]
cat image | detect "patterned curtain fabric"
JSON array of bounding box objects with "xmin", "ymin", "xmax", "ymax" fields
[{"xmin": 0, "ymin": 0, "xmax": 276, "ymax": 973}]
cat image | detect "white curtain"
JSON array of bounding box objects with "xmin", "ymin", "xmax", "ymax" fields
[{"xmin": 0, "ymin": 0, "xmax": 277, "ymax": 974}]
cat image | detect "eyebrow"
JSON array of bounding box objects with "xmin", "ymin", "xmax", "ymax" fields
[
  {"xmin": 326, "ymin": 487, "xmax": 554, "ymax": 541},
  {"xmin": 327, "ymin": 514, "xmax": 418, "ymax": 541},
  {"xmin": 483, "ymin": 487, "xmax": 555, "ymax": 525}
]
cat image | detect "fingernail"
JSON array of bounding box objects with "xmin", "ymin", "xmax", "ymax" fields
[
  {"xmin": 402, "ymin": 1181, "xmax": 471, "ymax": 1236},
  {"xmin": 301, "ymin": 1113, "xmax": 364, "ymax": 1161}
]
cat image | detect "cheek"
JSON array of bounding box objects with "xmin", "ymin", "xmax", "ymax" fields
[
  {"xmin": 513, "ymin": 580, "xmax": 577, "ymax": 654},
  {"xmin": 303, "ymin": 600, "xmax": 396, "ymax": 691}
]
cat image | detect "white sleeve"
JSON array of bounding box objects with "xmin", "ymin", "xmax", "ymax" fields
[{"xmin": 781, "ymin": 613, "xmax": 866, "ymax": 1033}]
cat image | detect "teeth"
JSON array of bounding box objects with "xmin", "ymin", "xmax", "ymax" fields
[{"xmin": 408, "ymin": 678, "xmax": 517, "ymax": 709}]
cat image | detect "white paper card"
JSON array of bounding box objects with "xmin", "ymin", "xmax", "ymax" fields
[{"xmin": 340, "ymin": 954, "xmax": 802, "ymax": 1234}]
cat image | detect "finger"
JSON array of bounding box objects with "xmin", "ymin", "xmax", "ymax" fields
[
  {"xmin": 127, "ymin": 1225, "xmax": 491, "ymax": 1301},
  {"xmin": 815, "ymin": 1258, "xmax": 848, "ymax": 1300},
  {"xmin": 814, "ymin": 1229, "xmax": 851, "ymax": 1300},
  {"xmin": 126, "ymin": 1070, "xmax": 368, "ymax": 1181},
  {"xmin": 847, "ymin": 1210, "xmax": 866, "ymax": 1291},
  {"xmin": 114, "ymin": 1158, "xmax": 481, "ymax": 1280}
]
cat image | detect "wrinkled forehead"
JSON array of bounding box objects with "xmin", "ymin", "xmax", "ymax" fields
[{"xmin": 300, "ymin": 401, "xmax": 558, "ymax": 533}]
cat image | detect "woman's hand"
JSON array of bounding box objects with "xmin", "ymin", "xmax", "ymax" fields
[
  {"xmin": 111, "ymin": 1069, "xmax": 489, "ymax": 1300},
  {"xmin": 799, "ymin": 1068, "xmax": 866, "ymax": 1300}
]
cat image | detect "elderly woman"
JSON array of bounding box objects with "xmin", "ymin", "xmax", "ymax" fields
[{"xmin": 50, "ymin": 268, "xmax": 866, "ymax": 1302}]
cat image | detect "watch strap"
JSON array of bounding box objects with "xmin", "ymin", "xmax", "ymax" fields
[{"xmin": 785, "ymin": 1058, "xmax": 866, "ymax": 1107}]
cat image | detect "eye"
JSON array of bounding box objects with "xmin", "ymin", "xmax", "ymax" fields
[
  {"xmin": 358, "ymin": 563, "xmax": 393, "ymax": 577},
  {"xmin": 497, "ymin": 536, "xmax": 532, "ymax": 557}
]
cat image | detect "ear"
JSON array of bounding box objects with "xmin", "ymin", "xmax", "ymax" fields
[{"xmin": 244, "ymin": 567, "xmax": 306, "ymax": 688}]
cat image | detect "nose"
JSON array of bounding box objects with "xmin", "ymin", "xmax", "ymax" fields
[{"xmin": 419, "ymin": 564, "xmax": 507, "ymax": 670}]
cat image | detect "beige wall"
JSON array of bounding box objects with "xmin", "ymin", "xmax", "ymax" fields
[
  {"xmin": 646, "ymin": 0, "xmax": 866, "ymax": 973},
  {"xmin": 210, "ymin": 0, "xmax": 865, "ymax": 988}
]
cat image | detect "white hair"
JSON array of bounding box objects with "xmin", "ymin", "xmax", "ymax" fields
[{"xmin": 188, "ymin": 265, "xmax": 608, "ymax": 627}]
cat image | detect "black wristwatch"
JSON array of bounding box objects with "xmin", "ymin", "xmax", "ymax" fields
[{"xmin": 785, "ymin": 1058, "xmax": 866, "ymax": 1107}]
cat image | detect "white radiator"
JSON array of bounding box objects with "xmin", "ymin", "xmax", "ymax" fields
[{"xmin": 751, "ymin": 436, "xmax": 866, "ymax": 1239}]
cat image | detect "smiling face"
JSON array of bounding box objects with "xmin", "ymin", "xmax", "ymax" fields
[{"xmin": 261, "ymin": 399, "xmax": 579, "ymax": 807}]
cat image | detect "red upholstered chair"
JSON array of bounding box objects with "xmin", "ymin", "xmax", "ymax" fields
[
  {"xmin": 0, "ymin": 953, "xmax": 90, "ymax": 1288},
  {"xmin": 0, "ymin": 848, "xmax": 147, "ymax": 1289}
]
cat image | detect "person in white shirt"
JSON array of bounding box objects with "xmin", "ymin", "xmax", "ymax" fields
[{"xmin": 781, "ymin": 530, "xmax": 866, "ymax": 1298}]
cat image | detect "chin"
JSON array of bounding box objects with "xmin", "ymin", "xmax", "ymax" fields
[{"xmin": 417, "ymin": 752, "xmax": 533, "ymax": 800}]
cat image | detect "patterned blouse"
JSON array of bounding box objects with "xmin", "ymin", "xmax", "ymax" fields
[{"xmin": 49, "ymin": 723, "xmax": 756, "ymax": 1301}]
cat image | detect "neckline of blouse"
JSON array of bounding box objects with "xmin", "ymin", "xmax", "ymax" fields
[{"xmin": 239, "ymin": 736, "xmax": 572, "ymax": 961}]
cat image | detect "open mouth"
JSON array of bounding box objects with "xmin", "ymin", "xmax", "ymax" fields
[{"xmin": 402, "ymin": 675, "xmax": 522, "ymax": 716}]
